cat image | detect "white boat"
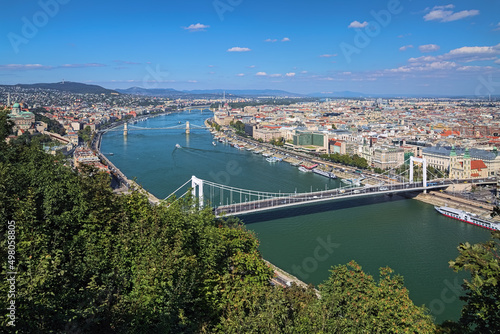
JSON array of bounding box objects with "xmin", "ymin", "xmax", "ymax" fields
[
  {"xmin": 313, "ymin": 168, "xmax": 337, "ymax": 179},
  {"xmin": 341, "ymin": 178, "xmax": 361, "ymax": 186},
  {"xmin": 298, "ymin": 166, "xmax": 312, "ymax": 173},
  {"xmin": 435, "ymin": 206, "xmax": 500, "ymax": 231},
  {"xmin": 212, "ymin": 141, "xmax": 216, "ymax": 146},
  {"xmin": 175, "ymin": 144, "xmax": 181, "ymax": 148},
  {"xmin": 266, "ymin": 157, "xmax": 282, "ymax": 163}
]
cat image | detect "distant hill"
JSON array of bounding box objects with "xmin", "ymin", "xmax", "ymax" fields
[
  {"xmin": 2, "ymin": 82, "xmax": 120, "ymax": 95},
  {"xmin": 307, "ymin": 91, "xmax": 372, "ymax": 98},
  {"xmin": 183, "ymin": 89, "xmax": 305, "ymax": 97},
  {"xmin": 116, "ymin": 87, "xmax": 188, "ymax": 97},
  {"xmin": 116, "ymin": 87, "xmax": 305, "ymax": 98}
]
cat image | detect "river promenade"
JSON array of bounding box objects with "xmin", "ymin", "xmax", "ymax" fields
[{"xmin": 92, "ymin": 115, "xmax": 164, "ymax": 205}]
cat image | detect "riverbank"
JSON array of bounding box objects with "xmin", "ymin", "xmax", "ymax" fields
[
  {"xmin": 92, "ymin": 114, "xmax": 173, "ymax": 205},
  {"xmin": 265, "ymin": 259, "xmax": 320, "ymax": 296},
  {"xmin": 414, "ymin": 190, "xmax": 498, "ymax": 221}
]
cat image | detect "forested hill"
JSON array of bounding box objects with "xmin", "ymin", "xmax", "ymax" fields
[
  {"xmin": 2, "ymin": 109, "xmax": 497, "ymax": 333},
  {"xmin": 1, "ymin": 82, "xmax": 119, "ymax": 95}
]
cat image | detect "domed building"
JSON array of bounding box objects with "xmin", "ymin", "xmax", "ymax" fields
[{"xmin": 9, "ymin": 102, "xmax": 35, "ymax": 134}]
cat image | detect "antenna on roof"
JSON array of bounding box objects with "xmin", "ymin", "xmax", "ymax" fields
[{"xmin": 62, "ymin": 79, "xmax": 65, "ymax": 84}]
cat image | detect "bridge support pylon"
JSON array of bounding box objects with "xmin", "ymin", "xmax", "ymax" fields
[
  {"xmin": 123, "ymin": 122, "xmax": 128, "ymax": 136},
  {"xmin": 186, "ymin": 121, "xmax": 190, "ymax": 134},
  {"xmin": 410, "ymin": 156, "xmax": 427, "ymax": 192},
  {"xmin": 191, "ymin": 176, "xmax": 203, "ymax": 207}
]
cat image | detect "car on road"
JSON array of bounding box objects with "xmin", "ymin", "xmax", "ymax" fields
[{"xmin": 379, "ymin": 187, "xmax": 388, "ymax": 191}]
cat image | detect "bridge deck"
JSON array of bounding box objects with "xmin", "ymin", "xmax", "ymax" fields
[{"xmin": 213, "ymin": 178, "xmax": 495, "ymax": 217}]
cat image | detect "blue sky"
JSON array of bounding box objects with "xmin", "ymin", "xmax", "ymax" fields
[{"xmin": 1, "ymin": 0, "xmax": 499, "ymax": 95}]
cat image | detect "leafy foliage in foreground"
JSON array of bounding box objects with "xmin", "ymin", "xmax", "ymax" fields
[
  {"xmin": 0, "ymin": 118, "xmax": 437, "ymax": 332},
  {"xmin": 449, "ymin": 231, "xmax": 500, "ymax": 334}
]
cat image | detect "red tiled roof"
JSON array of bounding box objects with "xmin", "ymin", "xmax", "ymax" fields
[
  {"xmin": 440, "ymin": 130, "xmax": 460, "ymax": 137},
  {"xmin": 471, "ymin": 160, "xmax": 487, "ymax": 171}
]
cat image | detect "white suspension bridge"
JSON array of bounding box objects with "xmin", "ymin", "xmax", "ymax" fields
[{"xmin": 163, "ymin": 157, "xmax": 497, "ymax": 217}]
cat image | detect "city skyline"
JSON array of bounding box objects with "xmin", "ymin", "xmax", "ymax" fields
[{"xmin": 1, "ymin": 0, "xmax": 499, "ymax": 96}]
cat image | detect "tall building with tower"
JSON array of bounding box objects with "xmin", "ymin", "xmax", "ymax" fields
[{"xmin": 9, "ymin": 102, "xmax": 35, "ymax": 134}]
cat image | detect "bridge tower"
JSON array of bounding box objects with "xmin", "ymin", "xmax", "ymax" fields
[
  {"xmin": 409, "ymin": 156, "xmax": 427, "ymax": 189},
  {"xmin": 191, "ymin": 176, "xmax": 204, "ymax": 207},
  {"xmin": 186, "ymin": 121, "xmax": 190, "ymax": 134},
  {"xmin": 123, "ymin": 122, "xmax": 128, "ymax": 136}
]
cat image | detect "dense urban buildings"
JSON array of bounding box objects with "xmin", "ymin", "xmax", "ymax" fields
[{"xmin": 2, "ymin": 86, "xmax": 500, "ymax": 177}]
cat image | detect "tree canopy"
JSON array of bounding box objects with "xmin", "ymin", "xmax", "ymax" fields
[
  {"xmin": 0, "ymin": 114, "xmax": 447, "ymax": 333},
  {"xmin": 449, "ymin": 231, "xmax": 500, "ymax": 333}
]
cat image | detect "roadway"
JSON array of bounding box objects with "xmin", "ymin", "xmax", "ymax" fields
[{"xmin": 214, "ymin": 177, "xmax": 496, "ymax": 217}]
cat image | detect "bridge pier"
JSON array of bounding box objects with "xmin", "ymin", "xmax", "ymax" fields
[
  {"xmin": 410, "ymin": 157, "xmax": 427, "ymax": 192},
  {"xmin": 191, "ymin": 176, "xmax": 203, "ymax": 207},
  {"xmin": 186, "ymin": 121, "xmax": 190, "ymax": 134},
  {"xmin": 123, "ymin": 122, "xmax": 128, "ymax": 136}
]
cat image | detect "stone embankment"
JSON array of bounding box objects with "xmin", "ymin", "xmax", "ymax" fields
[
  {"xmin": 264, "ymin": 260, "xmax": 320, "ymax": 297},
  {"xmin": 415, "ymin": 190, "xmax": 498, "ymax": 221}
]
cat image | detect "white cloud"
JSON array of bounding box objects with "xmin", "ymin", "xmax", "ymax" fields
[
  {"xmin": 60, "ymin": 63, "xmax": 106, "ymax": 68},
  {"xmin": 457, "ymin": 66, "xmax": 494, "ymax": 72},
  {"xmin": 227, "ymin": 47, "xmax": 251, "ymax": 52},
  {"xmin": 424, "ymin": 5, "xmax": 479, "ymax": 22},
  {"xmin": 0, "ymin": 64, "xmax": 52, "ymax": 70},
  {"xmin": 187, "ymin": 80, "xmax": 198, "ymax": 83},
  {"xmin": 256, "ymin": 72, "xmax": 267, "ymax": 76},
  {"xmin": 388, "ymin": 61, "xmax": 458, "ymax": 73},
  {"xmin": 348, "ymin": 21, "xmax": 368, "ymax": 29},
  {"xmin": 319, "ymin": 54, "xmax": 337, "ymax": 58},
  {"xmin": 495, "ymin": 59, "xmax": 500, "ymax": 65},
  {"xmin": 269, "ymin": 73, "xmax": 282, "ymax": 77},
  {"xmin": 399, "ymin": 45, "xmax": 413, "ymax": 51},
  {"xmin": 236, "ymin": 73, "xmax": 245, "ymax": 77},
  {"xmin": 300, "ymin": 70, "xmax": 308, "ymax": 74},
  {"xmin": 281, "ymin": 37, "xmax": 290, "ymax": 42},
  {"xmin": 183, "ymin": 23, "xmax": 210, "ymax": 31},
  {"xmin": 494, "ymin": 22, "xmax": 500, "ymax": 31},
  {"xmin": 265, "ymin": 38, "xmax": 277, "ymax": 42},
  {"xmin": 342, "ymin": 72, "xmax": 352, "ymax": 75},
  {"xmin": 285, "ymin": 72, "xmax": 296, "ymax": 77},
  {"xmin": 419, "ymin": 44, "xmax": 440, "ymax": 53},
  {"xmin": 247, "ymin": 65, "xmax": 256, "ymax": 68},
  {"xmin": 409, "ymin": 56, "xmax": 437, "ymax": 63},
  {"xmin": 413, "ymin": 43, "xmax": 500, "ymax": 63},
  {"xmin": 113, "ymin": 60, "xmax": 141, "ymax": 65}
]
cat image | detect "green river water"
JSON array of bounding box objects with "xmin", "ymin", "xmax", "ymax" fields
[{"xmin": 101, "ymin": 111, "xmax": 492, "ymax": 324}]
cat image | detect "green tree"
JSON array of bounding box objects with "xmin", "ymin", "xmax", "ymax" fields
[
  {"xmin": 314, "ymin": 261, "xmax": 436, "ymax": 333},
  {"xmin": 449, "ymin": 232, "xmax": 500, "ymax": 333},
  {"xmin": 78, "ymin": 125, "xmax": 92, "ymax": 144}
]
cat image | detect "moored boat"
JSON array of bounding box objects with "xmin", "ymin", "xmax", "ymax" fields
[
  {"xmin": 298, "ymin": 166, "xmax": 312, "ymax": 173},
  {"xmin": 312, "ymin": 168, "xmax": 337, "ymax": 179},
  {"xmin": 435, "ymin": 206, "xmax": 500, "ymax": 231}
]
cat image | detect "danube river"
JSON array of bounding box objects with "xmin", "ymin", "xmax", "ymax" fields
[{"xmin": 101, "ymin": 111, "xmax": 492, "ymax": 324}]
